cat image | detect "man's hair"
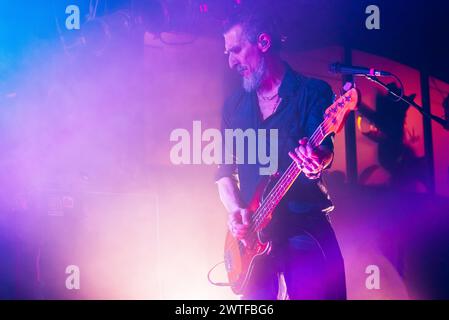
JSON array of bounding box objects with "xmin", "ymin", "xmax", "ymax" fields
[{"xmin": 223, "ymin": 9, "xmax": 283, "ymax": 52}]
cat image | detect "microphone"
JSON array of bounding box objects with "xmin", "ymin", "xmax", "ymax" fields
[{"xmin": 329, "ymin": 62, "xmax": 391, "ymax": 77}]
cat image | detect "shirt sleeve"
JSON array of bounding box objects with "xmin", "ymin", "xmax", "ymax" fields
[
  {"xmin": 304, "ymin": 79, "xmax": 335, "ymax": 153},
  {"xmin": 214, "ymin": 96, "xmax": 238, "ymax": 182}
]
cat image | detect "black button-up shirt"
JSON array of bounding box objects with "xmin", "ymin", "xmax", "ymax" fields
[{"xmin": 216, "ymin": 63, "xmax": 335, "ymax": 234}]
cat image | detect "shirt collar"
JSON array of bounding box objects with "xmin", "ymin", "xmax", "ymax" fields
[{"xmin": 278, "ymin": 62, "xmax": 302, "ymax": 99}]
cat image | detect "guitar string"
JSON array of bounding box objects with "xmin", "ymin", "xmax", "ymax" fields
[
  {"xmin": 232, "ymin": 96, "xmax": 355, "ymax": 257},
  {"xmin": 252, "ymin": 93, "xmax": 351, "ymax": 212},
  {"xmin": 250, "ymin": 95, "xmax": 352, "ymax": 231},
  {"xmin": 249, "ymin": 123, "xmax": 324, "ymax": 232},
  {"xmin": 229, "ymin": 123, "xmax": 324, "ymax": 247},
  {"xmin": 252, "ymin": 119, "xmax": 329, "ymax": 209},
  {"xmin": 227, "ymin": 108, "xmax": 335, "ymax": 249},
  {"xmin": 227, "ymin": 94, "xmax": 352, "ymax": 249}
]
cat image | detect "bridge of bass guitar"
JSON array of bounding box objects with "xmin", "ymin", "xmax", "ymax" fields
[{"xmin": 223, "ymin": 231, "xmax": 271, "ymax": 295}]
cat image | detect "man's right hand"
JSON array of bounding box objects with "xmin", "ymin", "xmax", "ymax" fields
[{"xmin": 227, "ymin": 208, "xmax": 251, "ymax": 240}]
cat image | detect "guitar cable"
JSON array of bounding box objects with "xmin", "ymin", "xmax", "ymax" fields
[{"xmin": 207, "ymin": 261, "xmax": 231, "ymax": 287}]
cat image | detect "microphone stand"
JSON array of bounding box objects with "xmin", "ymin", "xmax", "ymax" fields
[{"xmin": 363, "ymin": 75, "xmax": 448, "ymax": 130}]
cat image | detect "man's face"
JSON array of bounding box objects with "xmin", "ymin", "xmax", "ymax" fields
[{"xmin": 224, "ymin": 24, "xmax": 266, "ymax": 92}]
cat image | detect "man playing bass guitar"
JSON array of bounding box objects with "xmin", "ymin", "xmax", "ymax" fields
[{"xmin": 216, "ymin": 11, "xmax": 347, "ymax": 300}]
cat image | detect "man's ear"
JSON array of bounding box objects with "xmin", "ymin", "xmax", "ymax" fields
[{"xmin": 257, "ymin": 33, "xmax": 271, "ymax": 53}]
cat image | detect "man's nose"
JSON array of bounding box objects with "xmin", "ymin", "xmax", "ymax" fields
[{"xmin": 228, "ymin": 54, "xmax": 238, "ymax": 70}]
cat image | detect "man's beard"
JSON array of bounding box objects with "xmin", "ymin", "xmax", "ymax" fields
[{"xmin": 242, "ymin": 58, "xmax": 266, "ymax": 92}]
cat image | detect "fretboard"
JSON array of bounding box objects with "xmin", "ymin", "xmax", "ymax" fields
[{"xmin": 250, "ymin": 123, "xmax": 327, "ymax": 232}]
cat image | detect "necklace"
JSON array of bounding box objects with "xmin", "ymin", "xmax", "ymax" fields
[
  {"xmin": 271, "ymin": 96, "xmax": 282, "ymax": 113},
  {"xmin": 257, "ymin": 83, "xmax": 281, "ymax": 101},
  {"xmin": 258, "ymin": 91, "xmax": 279, "ymax": 101},
  {"xmin": 259, "ymin": 95, "xmax": 282, "ymax": 120}
]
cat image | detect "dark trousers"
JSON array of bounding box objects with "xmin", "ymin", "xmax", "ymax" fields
[{"xmin": 242, "ymin": 212, "xmax": 347, "ymax": 300}]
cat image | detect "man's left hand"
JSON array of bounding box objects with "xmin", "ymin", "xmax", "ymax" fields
[{"xmin": 288, "ymin": 137, "xmax": 333, "ymax": 179}]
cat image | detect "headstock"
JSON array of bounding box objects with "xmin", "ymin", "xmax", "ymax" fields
[{"xmin": 323, "ymin": 88, "xmax": 358, "ymax": 135}]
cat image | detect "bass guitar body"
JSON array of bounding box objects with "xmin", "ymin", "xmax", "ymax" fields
[{"xmin": 224, "ymin": 176, "xmax": 275, "ymax": 295}]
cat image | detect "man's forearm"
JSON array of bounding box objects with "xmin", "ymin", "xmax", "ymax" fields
[{"xmin": 216, "ymin": 176, "xmax": 244, "ymax": 214}]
